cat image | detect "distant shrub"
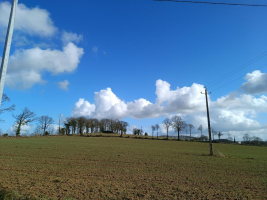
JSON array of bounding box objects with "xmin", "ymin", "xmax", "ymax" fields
[
  {"xmin": 198, "ymin": 135, "xmax": 208, "ymax": 141},
  {"xmin": 102, "ymin": 131, "xmax": 114, "ymax": 133},
  {"xmin": 3, "ymin": 134, "xmax": 8, "ymax": 137}
]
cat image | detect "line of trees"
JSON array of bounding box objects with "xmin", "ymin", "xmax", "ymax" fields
[
  {"xmin": 12, "ymin": 111, "xmax": 130, "ymax": 137},
  {"xmin": 12, "ymin": 107, "xmax": 54, "ymax": 136},
  {"xmin": 156, "ymin": 117, "xmax": 265, "ymax": 145},
  {"xmin": 62, "ymin": 117, "xmax": 129, "ymax": 137},
  {"xmin": 150, "ymin": 124, "xmax": 160, "ymax": 139},
  {"xmin": 0, "ymin": 94, "xmax": 265, "ymax": 145},
  {"xmin": 0, "ymin": 94, "xmax": 130, "ymax": 137},
  {"xmin": 161, "ymin": 116, "xmax": 194, "ymax": 140},
  {"xmin": 242, "ymin": 133, "xmax": 264, "ymax": 145}
]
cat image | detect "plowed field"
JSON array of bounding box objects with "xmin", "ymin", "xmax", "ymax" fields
[{"xmin": 0, "ymin": 136, "xmax": 266, "ymax": 199}]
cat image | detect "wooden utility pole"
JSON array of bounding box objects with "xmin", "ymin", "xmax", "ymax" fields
[{"xmin": 202, "ymin": 87, "xmax": 213, "ymax": 155}]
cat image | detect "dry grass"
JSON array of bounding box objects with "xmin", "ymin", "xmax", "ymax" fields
[{"xmin": 0, "ymin": 135, "xmax": 266, "ymax": 199}]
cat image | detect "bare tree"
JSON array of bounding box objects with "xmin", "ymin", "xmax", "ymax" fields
[
  {"xmin": 99, "ymin": 119, "xmax": 105, "ymax": 133},
  {"xmin": 188, "ymin": 124, "xmax": 194, "ymax": 140},
  {"xmin": 212, "ymin": 128, "xmax": 217, "ymax": 141},
  {"xmin": 69, "ymin": 117, "xmax": 77, "ymax": 134},
  {"xmin": 77, "ymin": 116, "xmax": 86, "ymax": 135},
  {"xmin": 119, "ymin": 121, "xmax": 128, "ymax": 137},
  {"xmin": 155, "ymin": 124, "xmax": 160, "ymax": 139},
  {"xmin": 0, "ymin": 94, "xmax": 15, "ymax": 122},
  {"xmin": 123, "ymin": 121, "xmax": 129, "ymax": 134},
  {"xmin": 60, "ymin": 128, "xmax": 66, "ymax": 135},
  {"xmin": 171, "ymin": 116, "xmax": 185, "ymax": 140},
  {"xmin": 251, "ymin": 136, "xmax": 262, "ymax": 145},
  {"xmin": 38, "ymin": 115, "xmax": 54, "ymax": 136},
  {"xmin": 184, "ymin": 123, "xmax": 188, "ymax": 139},
  {"xmin": 85, "ymin": 118, "xmax": 92, "ymax": 134},
  {"xmin": 13, "ymin": 107, "xmax": 36, "ymax": 136},
  {"xmin": 227, "ymin": 133, "xmax": 233, "ymax": 142},
  {"xmin": 91, "ymin": 118, "xmax": 99, "ymax": 133},
  {"xmin": 243, "ymin": 133, "xmax": 251, "ymax": 144},
  {"xmin": 151, "ymin": 125, "xmax": 155, "ymax": 139},
  {"xmin": 100, "ymin": 118, "xmax": 111, "ymax": 132},
  {"xmin": 133, "ymin": 128, "xmax": 141, "ymax": 135},
  {"xmin": 110, "ymin": 119, "xmax": 119, "ymax": 133},
  {"xmin": 218, "ymin": 132, "xmax": 223, "ymax": 142},
  {"xmin": 198, "ymin": 125, "xmax": 203, "ymax": 136},
  {"xmin": 34, "ymin": 126, "xmax": 42, "ymax": 136},
  {"xmin": 48, "ymin": 126, "xmax": 55, "ymax": 135},
  {"xmin": 163, "ymin": 118, "xmax": 172, "ymax": 140},
  {"xmin": 64, "ymin": 118, "xmax": 72, "ymax": 135}
]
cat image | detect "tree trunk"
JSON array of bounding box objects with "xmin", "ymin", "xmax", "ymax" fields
[
  {"xmin": 178, "ymin": 130, "xmax": 180, "ymax": 140},
  {"xmin": 190, "ymin": 130, "xmax": 191, "ymax": 140},
  {"xmin": 167, "ymin": 128, "xmax": 168, "ymax": 139},
  {"xmin": 16, "ymin": 123, "xmax": 21, "ymax": 137},
  {"xmin": 59, "ymin": 118, "xmax": 61, "ymax": 135}
]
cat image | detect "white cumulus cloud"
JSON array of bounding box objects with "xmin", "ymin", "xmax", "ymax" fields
[
  {"xmin": 0, "ymin": 1, "xmax": 85, "ymax": 89},
  {"xmin": 57, "ymin": 80, "xmax": 70, "ymax": 91},
  {"xmin": 240, "ymin": 70, "xmax": 267, "ymax": 94},
  {"xmin": 72, "ymin": 99, "xmax": 96, "ymax": 117},
  {"xmin": 5, "ymin": 42, "xmax": 84, "ymax": 89},
  {"xmin": 62, "ymin": 31, "xmax": 83, "ymax": 45},
  {"xmin": 0, "ymin": 1, "xmax": 57, "ymax": 37},
  {"xmin": 72, "ymin": 80, "xmax": 207, "ymax": 119},
  {"xmin": 156, "ymin": 80, "xmax": 206, "ymax": 113}
]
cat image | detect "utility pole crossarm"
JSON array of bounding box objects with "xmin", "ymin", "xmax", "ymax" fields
[{"xmin": 0, "ymin": 0, "xmax": 18, "ymax": 109}]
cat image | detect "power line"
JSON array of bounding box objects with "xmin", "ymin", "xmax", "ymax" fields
[
  {"xmin": 210, "ymin": 63, "xmax": 267, "ymax": 93},
  {"xmin": 171, "ymin": 63, "xmax": 267, "ymax": 113},
  {"xmin": 163, "ymin": 52, "xmax": 267, "ymax": 113},
  {"xmin": 206, "ymin": 51, "xmax": 267, "ymax": 90},
  {"xmin": 154, "ymin": 0, "xmax": 267, "ymax": 7}
]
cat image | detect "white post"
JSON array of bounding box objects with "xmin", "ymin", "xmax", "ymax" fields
[{"xmin": 0, "ymin": 0, "xmax": 18, "ymax": 109}]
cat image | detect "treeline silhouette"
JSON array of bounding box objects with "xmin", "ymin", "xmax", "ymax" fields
[{"xmin": 61, "ymin": 117, "xmax": 129, "ymax": 137}]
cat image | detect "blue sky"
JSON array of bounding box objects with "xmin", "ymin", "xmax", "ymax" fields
[{"xmin": 0, "ymin": 0, "xmax": 267, "ymax": 140}]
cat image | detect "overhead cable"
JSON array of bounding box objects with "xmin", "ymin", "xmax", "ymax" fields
[
  {"xmin": 154, "ymin": 0, "xmax": 267, "ymax": 7},
  {"xmin": 206, "ymin": 51, "xmax": 267, "ymax": 90}
]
